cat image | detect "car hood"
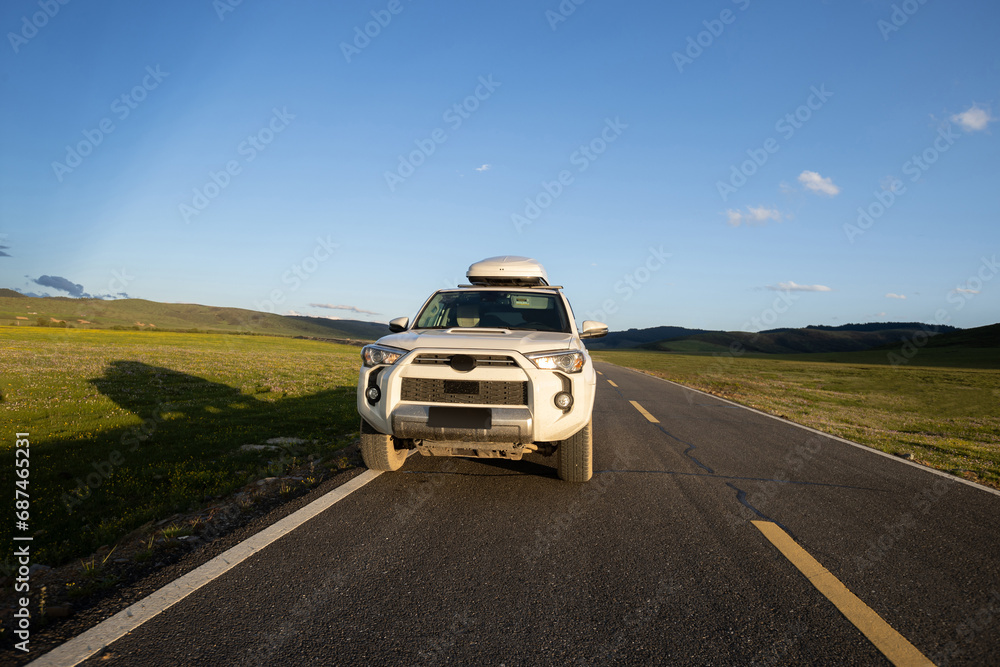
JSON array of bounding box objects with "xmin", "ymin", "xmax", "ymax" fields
[{"xmin": 376, "ymin": 328, "xmax": 580, "ymax": 355}]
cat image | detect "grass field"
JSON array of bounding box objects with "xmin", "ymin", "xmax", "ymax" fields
[
  {"xmin": 592, "ymin": 348, "xmax": 1000, "ymax": 490},
  {"xmin": 0, "ymin": 294, "xmax": 387, "ymax": 340},
  {"xmin": 1, "ymin": 327, "xmax": 361, "ymax": 567}
]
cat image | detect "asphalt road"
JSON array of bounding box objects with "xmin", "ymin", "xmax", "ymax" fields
[{"xmin": 44, "ymin": 362, "xmax": 1000, "ymax": 665}]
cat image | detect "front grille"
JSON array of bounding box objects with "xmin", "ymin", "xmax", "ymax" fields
[
  {"xmin": 411, "ymin": 354, "xmax": 517, "ymax": 368},
  {"xmin": 400, "ymin": 378, "xmax": 527, "ymax": 405}
]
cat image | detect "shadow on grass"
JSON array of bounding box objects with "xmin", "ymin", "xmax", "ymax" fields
[
  {"xmin": 28, "ymin": 360, "xmax": 359, "ymax": 567},
  {"xmin": 89, "ymin": 360, "xmax": 253, "ymax": 419}
]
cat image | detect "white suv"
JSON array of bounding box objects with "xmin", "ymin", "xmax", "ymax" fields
[{"xmin": 356, "ymin": 256, "xmax": 607, "ymax": 482}]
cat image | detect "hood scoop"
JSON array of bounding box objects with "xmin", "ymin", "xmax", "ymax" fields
[{"xmin": 445, "ymin": 328, "xmax": 511, "ymax": 335}]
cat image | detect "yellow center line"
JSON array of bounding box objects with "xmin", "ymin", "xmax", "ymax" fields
[
  {"xmin": 629, "ymin": 400, "xmax": 659, "ymax": 423},
  {"xmin": 596, "ymin": 370, "xmax": 603, "ymax": 375},
  {"xmin": 607, "ymin": 379, "xmax": 618, "ymax": 387},
  {"xmin": 752, "ymin": 521, "xmax": 933, "ymax": 667}
]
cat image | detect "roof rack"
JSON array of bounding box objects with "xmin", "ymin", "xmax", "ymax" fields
[{"xmin": 457, "ymin": 284, "xmax": 563, "ymax": 289}]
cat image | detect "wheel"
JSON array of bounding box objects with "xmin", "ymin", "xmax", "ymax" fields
[
  {"xmin": 360, "ymin": 419, "xmax": 407, "ymax": 471},
  {"xmin": 557, "ymin": 418, "xmax": 593, "ymax": 482}
]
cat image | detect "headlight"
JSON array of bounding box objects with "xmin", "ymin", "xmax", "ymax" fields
[
  {"xmin": 361, "ymin": 344, "xmax": 407, "ymax": 367},
  {"xmin": 525, "ymin": 350, "xmax": 585, "ymax": 373}
]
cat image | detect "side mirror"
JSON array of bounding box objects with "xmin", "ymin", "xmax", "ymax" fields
[
  {"xmin": 388, "ymin": 316, "xmax": 409, "ymax": 333},
  {"xmin": 580, "ymin": 320, "xmax": 608, "ymax": 339}
]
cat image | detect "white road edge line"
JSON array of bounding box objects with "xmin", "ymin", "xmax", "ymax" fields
[
  {"xmin": 29, "ymin": 468, "xmax": 387, "ymax": 667},
  {"xmin": 599, "ymin": 362, "xmax": 1000, "ymax": 499}
]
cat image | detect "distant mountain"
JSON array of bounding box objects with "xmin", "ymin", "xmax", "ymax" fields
[
  {"xmin": 0, "ymin": 294, "xmax": 384, "ymax": 341},
  {"xmin": 911, "ymin": 322, "xmax": 999, "ymax": 349},
  {"xmin": 584, "ymin": 321, "xmax": 973, "ymax": 355},
  {"xmin": 0, "ymin": 288, "xmax": 26, "ymax": 298},
  {"xmin": 585, "ymin": 325, "xmax": 712, "ymax": 350},
  {"xmin": 287, "ymin": 315, "xmax": 390, "ymax": 340},
  {"xmin": 642, "ymin": 324, "xmax": 961, "ymax": 355},
  {"xmin": 764, "ymin": 322, "xmax": 960, "ymax": 334}
]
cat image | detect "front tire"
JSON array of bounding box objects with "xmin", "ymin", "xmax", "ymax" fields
[
  {"xmin": 557, "ymin": 418, "xmax": 593, "ymax": 482},
  {"xmin": 360, "ymin": 419, "xmax": 407, "ymax": 471}
]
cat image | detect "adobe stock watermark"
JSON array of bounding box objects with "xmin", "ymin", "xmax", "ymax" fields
[
  {"xmin": 854, "ymin": 475, "xmax": 949, "ymax": 573},
  {"xmin": 254, "ymin": 235, "xmax": 338, "ymax": 313},
  {"xmin": 62, "ymin": 398, "xmax": 175, "ymax": 514},
  {"xmin": 684, "ymin": 286, "xmax": 804, "ymax": 410},
  {"xmin": 60, "ymin": 450, "xmax": 125, "ymax": 515},
  {"xmin": 744, "ymin": 288, "xmax": 801, "ymax": 331},
  {"xmin": 545, "ymin": 0, "xmax": 587, "ymax": 31},
  {"xmin": 525, "ymin": 449, "xmax": 634, "ymax": 564},
  {"xmin": 384, "ymin": 75, "xmax": 501, "ymax": 192},
  {"xmin": 418, "ymin": 611, "xmax": 474, "ymax": 665},
  {"xmin": 179, "ymin": 107, "xmax": 295, "ymax": 223},
  {"xmin": 51, "ymin": 65, "xmax": 169, "ymax": 182},
  {"xmin": 43, "ymin": 266, "xmax": 136, "ymax": 347},
  {"xmin": 878, "ymin": 0, "xmax": 931, "ymax": 41},
  {"xmin": 717, "ymin": 84, "xmax": 833, "ymax": 202},
  {"xmin": 583, "ymin": 245, "xmax": 670, "ymax": 323},
  {"xmin": 888, "ymin": 254, "xmax": 997, "ymax": 366},
  {"xmin": 672, "ymin": 0, "xmax": 751, "ymax": 74},
  {"xmin": 932, "ymin": 589, "xmax": 1000, "ymax": 666},
  {"xmin": 591, "ymin": 578, "xmax": 674, "ymax": 662},
  {"xmin": 511, "ymin": 117, "xmax": 627, "ymax": 233},
  {"xmin": 392, "ymin": 460, "xmax": 460, "ymax": 525},
  {"xmin": 724, "ymin": 434, "xmax": 823, "ymax": 528},
  {"xmin": 7, "ymin": 0, "xmax": 71, "ymax": 54},
  {"xmin": 749, "ymin": 435, "xmax": 823, "ymax": 515},
  {"xmin": 752, "ymin": 620, "xmax": 810, "ymax": 666},
  {"xmin": 340, "ymin": 0, "xmax": 414, "ymax": 63},
  {"xmin": 104, "ymin": 267, "xmax": 134, "ymax": 296},
  {"xmin": 844, "ymin": 122, "xmax": 959, "ymax": 243},
  {"xmin": 213, "ymin": 0, "xmax": 244, "ymax": 21}
]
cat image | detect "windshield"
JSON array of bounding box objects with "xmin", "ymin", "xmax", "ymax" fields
[{"xmin": 414, "ymin": 290, "xmax": 571, "ymax": 333}]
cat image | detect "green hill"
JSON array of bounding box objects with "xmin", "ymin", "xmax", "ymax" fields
[
  {"xmin": 643, "ymin": 325, "xmax": 959, "ymax": 355},
  {"xmin": 631, "ymin": 322, "xmax": 998, "ymax": 368},
  {"xmin": 0, "ymin": 294, "xmax": 384, "ymax": 341},
  {"xmin": 919, "ymin": 322, "xmax": 999, "ymax": 349},
  {"xmin": 287, "ymin": 315, "xmax": 390, "ymax": 340},
  {"xmin": 585, "ymin": 325, "xmax": 711, "ymax": 350}
]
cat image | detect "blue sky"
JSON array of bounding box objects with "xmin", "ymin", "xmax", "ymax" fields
[{"xmin": 1, "ymin": 0, "xmax": 997, "ymax": 332}]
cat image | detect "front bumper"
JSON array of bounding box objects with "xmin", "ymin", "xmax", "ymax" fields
[
  {"xmin": 391, "ymin": 405, "xmax": 533, "ymax": 442},
  {"xmin": 357, "ymin": 347, "xmax": 595, "ymax": 445}
]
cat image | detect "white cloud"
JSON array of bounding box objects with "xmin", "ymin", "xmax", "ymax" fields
[
  {"xmin": 875, "ymin": 311, "xmax": 887, "ymax": 317},
  {"xmin": 748, "ymin": 205, "xmax": 782, "ymax": 222},
  {"xmin": 879, "ymin": 176, "xmax": 904, "ymax": 193},
  {"xmin": 726, "ymin": 205, "xmax": 782, "ymax": 227},
  {"xmin": 309, "ymin": 303, "xmax": 380, "ymax": 315},
  {"xmin": 885, "ymin": 293, "xmax": 906, "ymax": 299},
  {"xmin": 474, "ymin": 164, "xmax": 491, "ymax": 172},
  {"xmin": 767, "ymin": 281, "xmax": 832, "ymax": 292},
  {"xmin": 950, "ymin": 104, "xmax": 994, "ymax": 132},
  {"xmin": 798, "ymin": 170, "xmax": 840, "ymax": 196},
  {"xmin": 953, "ymin": 287, "xmax": 980, "ymax": 295}
]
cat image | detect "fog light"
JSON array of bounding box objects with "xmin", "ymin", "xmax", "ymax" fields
[
  {"xmin": 554, "ymin": 391, "xmax": 573, "ymax": 410},
  {"xmin": 366, "ymin": 386, "xmax": 381, "ymax": 403}
]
